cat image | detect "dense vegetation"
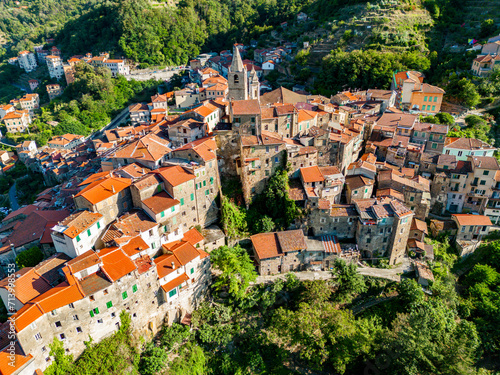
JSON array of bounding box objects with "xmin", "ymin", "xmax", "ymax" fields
[
  {"xmin": 45, "ymin": 241, "xmax": 500, "ymax": 374},
  {"xmin": 5, "ymin": 62, "xmax": 158, "ymax": 146}
]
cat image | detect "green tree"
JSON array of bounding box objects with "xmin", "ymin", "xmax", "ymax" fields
[
  {"xmin": 44, "ymin": 338, "xmax": 74, "ymax": 375},
  {"xmin": 168, "ymin": 343, "xmax": 207, "ymax": 375},
  {"xmin": 397, "ymin": 279, "xmax": 425, "ymax": 308},
  {"xmin": 220, "ymin": 195, "xmax": 247, "ymax": 238},
  {"xmin": 434, "ymin": 112, "xmax": 455, "ymax": 125},
  {"xmin": 446, "ymin": 77, "xmax": 481, "ymax": 108},
  {"xmin": 210, "ymin": 245, "xmax": 257, "ymax": 300},
  {"xmin": 331, "ymin": 259, "xmax": 367, "ymax": 302},
  {"xmin": 15, "ymin": 246, "xmax": 44, "ymax": 268},
  {"xmin": 138, "ymin": 342, "xmax": 168, "ymax": 375},
  {"xmin": 480, "ymin": 19, "xmax": 496, "ymax": 38}
]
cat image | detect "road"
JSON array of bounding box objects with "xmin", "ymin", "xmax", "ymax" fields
[
  {"xmin": 125, "ymin": 68, "xmax": 188, "ymax": 82},
  {"xmin": 254, "ymin": 258, "xmax": 411, "ymax": 284},
  {"xmin": 9, "ymin": 182, "xmax": 19, "ymax": 211}
]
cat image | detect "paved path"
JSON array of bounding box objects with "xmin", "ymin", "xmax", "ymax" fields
[
  {"xmin": 90, "ymin": 107, "xmax": 130, "ymax": 140},
  {"xmin": 254, "ymin": 258, "xmax": 412, "ymax": 284},
  {"xmin": 9, "ymin": 182, "xmax": 19, "ymax": 210}
]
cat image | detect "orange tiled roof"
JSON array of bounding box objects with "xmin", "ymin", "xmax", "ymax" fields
[
  {"xmin": 113, "ymin": 133, "xmax": 171, "ymax": 162},
  {"xmin": 0, "ymin": 350, "xmax": 33, "ymax": 375},
  {"xmin": 300, "ymin": 165, "xmax": 325, "ymax": 183},
  {"xmin": 142, "ymin": 191, "xmax": 180, "ymax": 214},
  {"xmin": 58, "ymin": 210, "xmax": 103, "ymax": 239},
  {"xmin": 98, "ymin": 247, "xmax": 137, "ymax": 282},
  {"xmin": 158, "ymin": 165, "xmax": 195, "ymax": 187},
  {"xmin": 161, "ymin": 273, "xmax": 190, "ymax": 293},
  {"xmin": 183, "ymin": 227, "xmax": 204, "ymax": 246},
  {"xmin": 174, "ymin": 136, "xmax": 217, "ymax": 162},
  {"xmin": 120, "ymin": 236, "xmax": 149, "ymax": 257},
  {"xmin": 0, "ymin": 268, "xmax": 51, "ymax": 305},
  {"xmin": 74, "ymin": 176, "xmax": 132, "ymax": 205},
  {"xmin": 452, "ymin": 214, "xmax": 492, "ymax": 227}
]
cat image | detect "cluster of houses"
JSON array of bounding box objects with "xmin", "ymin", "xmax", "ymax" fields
[
  {"xmin": 471, "ymin": 33, "xmax": 500, "ymax": 77},
  {"xmin": 0, "ymin": 42, "xmax": 498, "ymax": 374}
]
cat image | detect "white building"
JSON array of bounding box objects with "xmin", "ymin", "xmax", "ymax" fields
[
  {"xmin": 103, "ymin": 59, "xmax": 130, "ymax": 77},
  {"xmin": 51, "ymin": 211, "xmax": 106, "ymax": 258},
  {"xmin": 46, "ymin": 55, "xmax": 65, "ymax": 79},
  {"xmin": 17, "ymin": 51, "xmax": 38, "ymax": 72}
]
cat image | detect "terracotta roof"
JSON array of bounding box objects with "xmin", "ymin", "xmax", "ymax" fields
[
  {"xmin": 251, "ymin": 230, "xmax": 306, "ymax": 260},
  {"xmin": 411, "ymin": 218, "xmax": 428, "ymax": 234},
  {"xmin": 183, "ymin": 228, "xmax": 204, "ymax": 246},
  {"xmin": 452, "ymin": 214, "xmax": 492, "ymax": 227},
  {"xmin": 4, "ymin": 209, "xmax": 70, "ymax": 249},
  {"xmin": 444, "ymin": 137, "xmax": 495, "ymax": 150},
  {"xmin": 142, "ymin": 191, "xmax": 179, "ymax": 214},
  {"xmin": 260, "ymin": 87, "xmax": 309, "ymax": 106},
  {"xmin": 173, "ymin": 136, "xmax": 217, "ymax": 162},
  {"xmin": 375, "ymin": 188, "xmax": 405, "ymax": 201},
  {"xmin": 129, "ymin": 103, "xmax": 149, "ymax": 112},
  {"xmin": 113, "ymin": 133, "xmax": 171, "ymax": 162},
  {"xmin": 376, "ymin": 113, "xmax": 417, "ymax": 128},
  {"xmin": 56, "ymin": 211, "xmax": 102, "ymax": 239},
  {"xmin": 158, "ymin": 165, "xmax": 195, "ymax": 187},
  {"xmin": 2, "ymin": 204, "xmax": 38, "ymax": 223},
  {"xmin": 345, "ymin": 175, "xmax": 374, "ymax": 190},
  {"xmin": 66, "ymin": 250, "xmax": 101, "ymax": 274},
  {"xmin": 0, "ymin": 350, "xmax": 33, "ymax": 375},
  {"xmin": 0, "ymin": 268, "xmax": 51, "ymax": 305},
  {"xmin": 48, "ymin": 134, "xmax": 83, "ymax": 147},
  {"xmin": 297, "ymin": 109, "xmax": 317, "ymax": 123},
  {"xmin": 330, "ymin": 204, "xmax": 358, "ymax": 217},
  {"xmin": 154, "ymin": 253, "xmax": 182, "ymax": 278},
  {"xmin": 98, "ymin": 247, "xmax": 137, "ymax": 281},
  {"xmin": 231, "ymin": 99, "xmax": 261, "ymax": 115},
  {"xmin": 74, "ymin": 176, "xmax": 132, "ymax": 205},
  {"xmin": 164, "ymin": 241, "xmax": 201, "ymax": 264},
  {"xmin": 161, "ymin": 273, "xmax": 190, "ymax": 293},
  {"xmin": 469, "ymin": 156, "xmax": 500, "ymax": 170},
  {"xmin": 300, "ymin": 166, "xmax": 325, "ymax": 183},
  {"xmin": 2, "ymin": 111, "xmax": 26, "ymax": 120}
]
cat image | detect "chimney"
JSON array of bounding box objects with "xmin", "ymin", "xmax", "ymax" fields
[{"xmin": 171, "ymin": 261, "xmax": 175, "ymax": 269}]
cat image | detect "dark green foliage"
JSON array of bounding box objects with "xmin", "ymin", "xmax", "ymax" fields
[
  {"xmin": 138, "ymin": 342, "xmax": 168, "ymax": 375},
  {"xmin": 445, "ymin": 76, "xmax": 481, "ymax": 108},
  {"xmin": 396, "ymin": 279, "xmax": 425, "ymax": 309},
  {"xmin": 220, "ymin": 195, "xmax": 247, "ymax": 238},
  {"xmin": 248, "ymin": 168, "xmax": 301, "ymax": 232},
  {"xmin": 421, "ymin": 112, "xmax": 455, "ymax": 125},
  {"xmin": 480, "ymin": 19, "xmax": 497, "ymax": 39},
  {"xmin": 331, "ymin": 258, "xmax": 367, "ymax": 303},
  {"xmin": 210, "ymin": 245, "xmax": 257, "ymax": 300},
  {"xmin": 316, "ymin": 49, "xmax": 431, "ymax": 96},
  {"xmin": 44, "ymin": 338, "xmax": 74, "ymax": 375},
  {"xmin": 447, "ymin": 114, "xmax": 493, "ymax": 144},
  {"xmin": 15, "ymin": 246, "xmax": 44, "ymax": 268},
  {"xmin": 158, "ymin": 323, "xmax": 191, "ymax": 350}
]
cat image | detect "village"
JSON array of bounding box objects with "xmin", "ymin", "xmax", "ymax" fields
[{"xmin": 0, "ymin": 19, "xmax": 499, "ymax": 373}]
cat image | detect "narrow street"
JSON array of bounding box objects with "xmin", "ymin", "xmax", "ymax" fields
[{"xmin": 8, "ymin": 182, "xmax": 19, "ymax": 211}]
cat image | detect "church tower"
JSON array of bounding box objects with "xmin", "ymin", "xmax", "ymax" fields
[
  {"xmin": 228, "ymin": 46, "xmax": 248, "ymax": 101},
  {"xmin": 248, "ymin": 66, "xmax": 260, "ymax": 100}
]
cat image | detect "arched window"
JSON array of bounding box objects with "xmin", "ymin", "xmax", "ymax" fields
[{"xmin": 233, "ymin": 74, "xmax": 239, "ymax": 84}]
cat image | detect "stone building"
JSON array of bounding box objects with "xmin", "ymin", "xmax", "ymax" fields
[
  {"xmin": 110, "ymin": 133, "xmax": 172, "ymax": 170},
  {"xmin": 308, "ymin": 204, "xmax": 358, "ymax": 238},
  {"xmin": 230, "ymin": 99, "xmax": 261, "ymax": 136},
  {"xmin": 345, "ymin": 175, "xmax": 374, "ymax": 203},
  {"xmin": 452, "ymin": 214, "xmax": 492, "ymax": 256},
  {"xmin": 10, "ymin": 238, "xmax": 211, "ymax": 373},
  {"xmin": 299, "ymin": 165, "xmax": 344, "ymax": 206},
  {"xmin": 73, "ymin": 174, "xmax": 133, "ymax": 225},
  {"xmin": 238, "ymin": 130, "xmax": 287, "ymax": 206},
  {"xmin": 353, "ymin": 198, "xmax": 414, "ymax": 265}
]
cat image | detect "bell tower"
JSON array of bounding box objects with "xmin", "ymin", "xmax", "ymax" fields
[
  {"xmin": 228, "ymin": 46, "xmax": 248, "ymax": 101},
  {"xmin": 248, "ymin": 66, "xmax": 260, "ymax": 100}
]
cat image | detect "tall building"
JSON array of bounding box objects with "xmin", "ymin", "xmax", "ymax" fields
[
  {"xmin": 228, "ymin": 46, "xmax": 248, "ymax": 101},
  {"xmin": 17, "ymin": 51, "xmax": 38, "ymax": 72},
  {"xmin": 249, "ymin": 66, "xmax": 260, "ymax": 100}
]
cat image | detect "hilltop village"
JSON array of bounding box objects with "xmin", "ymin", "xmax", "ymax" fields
[{"xmin": 0, "ymin": 40, "xmax": 498, "ymax": 374}]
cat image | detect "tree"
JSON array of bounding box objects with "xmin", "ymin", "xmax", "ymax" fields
[
  {"xmin": 168, "ymin": 343, "xmax": 207, "ymax": 375},
  {"xmin": 220, "ymin": 195, "xmax": 247, "ymax": 238},
  {"xmin": 397, "ymin": 279, "xmax": 425, "ymax": 309},
  {"xmin": 331, "ymin": 259, "xmax": 367, "ymax": 302},
  {"xmin": 446, "ymin": 77, "xmax": 481, "ymax": 108},
  {"xmin": 44, "ymin": 338, "xmax": 74, "ymax": 375},
  {"xmin": 138, "ymin": 342, "xmax": 168, "ymax": 375},
  {"xmin": 378, "ymin": 302, "xmax": 480, "ymax": 375},
  {"xmin": 480, "ymin": 19, "xmax": 496, "ymax": 38},
  {"xmin": 466, "ymin": 264, "xmax": 499, "ymax": 287},
  {"xmin": 210, "ymin": 245, "xmax": 257, "ymax": 300},
  {"xmin": 434, "ymin": 112, "xmax": 455, "ymax": 125},
  {"xmin": 15, "ymin": 246, "xmax": 44, "ymax": 268}
]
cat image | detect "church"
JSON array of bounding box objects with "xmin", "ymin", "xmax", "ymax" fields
[{"xmin": 228, "ymin": 46, "xmax": 260, "ymax": 101}]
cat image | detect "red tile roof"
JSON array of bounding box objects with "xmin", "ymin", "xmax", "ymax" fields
[
  {"xmin": 75, "ymin": 176, "xmax": 131, "ymax": 205},
  {"xmin": 183, "ymin": 228, "xmax": 204, "ymax": 246},
  {"xmin": 98, "ymin": 247, "xmax": 137, "ymax": 282},
  {"xmin": 0, "ymin": 267, "xmax": 52, "ymax": 305},
  {"xmin": 158, "ymin": 165, "xmax": 195, "ymax": 187},
  {"xmin": 161, "ymin": 273, "xmax": 190, "ymax": 293},
  {"xmin": 300, "ymin": 166, "xmax": 324, "ymax": 183},
  {"xmin": 452, "ymin": 214, "xmax": 492, "ymax": 227},
  {"xmin": 142, "ymin": 191, "xmax": 179, "ymax": 214}
]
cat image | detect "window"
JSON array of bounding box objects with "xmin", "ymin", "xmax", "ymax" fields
[
  {"xmin": 274, "ymin": 157, "xmax": 279, "ymax": 163},
  {"xmin": 68, "ymin": 303, "xmax": 74, "ymax": 308},
  {"xmin": 90, "ymin": 308, "xmax": 99, "ymax": 317},
  {"xmin": 87, "ymin": 229, "xmax": 91, "ymax": 236},
  {"xmin": 35, "ymin": 333, "xmax": 42, "ymax": 341},
  {"xmin": 168, "ymin": 288, "xmax": 177, "ymax": 298},
  {"xmin": 180, "ymin": 198, "xmax": 185, "ymax": 206},
  {"xmin": 432, "ymin": 105, "xmax": 435, "ymax": 111},
  {"xmin": 106, "ymin": 301, "xmax": 113, "ymax": 308},
  {"xmin": 458, "ymin": 151, "xmax": 463, "ymax": 157},
  {"xmin": 365, "ymin": 188, "xmax": 368, "ymax": 193},
  {"xmin": 480, "ymin": 180, "xmax": 486, "ymax": 186},
  {"xmin": 55, "ymin": 321, "xmax": 62, "ymax": 328},
  {"xmin": 76, "ymin": 327, "xmax": 82, "ymax": 333},
  {"xmin": 205, "ymin": 189, "xmax": 209, "ymax": 196},
  {"xmin": 484, "ymin": 170, "xmax": 490, "ymax": 176},
  {"xmin": 424, "ymin": 96, "xmax": 427, "ymax": 102},
  {"xmin": 203, "ymin": 180, "xmax": 206, "ymax": 187},
  {"xmin": 76, "ymin": 235, "xmax": 81, "ymax": 242},
  {"xmin": 161, "ymin": 211, "xmax": 165, "ymax": 218},
  {"xmin": 433, "ymin": 96, "xmax": 438, "ymax": 102},
  {"xmin": 122, "ymin": 291, "xmax": 128, "ymax": 300},
  {"xmin": 73, "ymin": 315, "xmax": 79, "ymax": 320},
  {"xmin": 190, "ymin": 268, "xmax": 194, "ymax": 274},
  {"xmin": 171, "ymin": 207, "xmax": 175, "ymax": 213},
  {"xmin": 97, "ymin": 222, "xmax": 101, "ymax": 229},
  {"xmin": 366, "ymin": 238, "xmax": 371, "ymax": 244},
  {"xmin": 97, "ymin": 319, "xmax": 103, "ymax": 324},
  {"xmin": 59, "ymin": 333, "xmax": 66, "ymax": 340},
  {"xmin": 132, "ymin": 284, "xmax": 138, "ymax": 293},
  {"xmin": 414, "ymin": 131, "xmax": 418, "ymax": 137},
  {"xmin": 410, "ymin": 196, "xmax": 414, "ymax": 202},
  {"xmin": 190, "ymin": 193, "xmax": 194, "ymax": 201},
  {"xmin": 210, "ymin": 177, "xmax": 214, "ymax": 185},
  {"xmin": 431, "ymin": 143, "xmax": 437, "ymax": 149},
  {"xmin": 111, "ymin": 312, "xmax": 116, "ymax": 318}
]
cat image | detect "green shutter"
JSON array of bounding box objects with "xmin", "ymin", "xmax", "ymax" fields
[
  {"xmin": 87, "ymin": 229, "xmax": 91, "ymax": 236},
  {"xmin": 190, "ymin": 193, "xmax": 194, "ymax": 201},
  {"xmin": 89, "ymin": 310, "xmax": 94, "ymax": 317},
  {"xmin": 94, "ymin": 308, "xmax": 99, "ymax": 315},
  {"xmin": 106, "ymin": 301, "xmax": 113, "ymax": 308},
  {"xmin": 180, "ymin": 198, "xmax": 185, "ymax": 206},
  {"xmin": 190, "ymin": 268, "xmax": 194, "ymax": 274},
  {"xmin": 76, "ymin": 235, "xmax": 81, "ymax": 242},
  {"xmin": 161, "ymin": 211, "xmax": 165, "ymax": 218},
  {"xmin": 205, "ymin": 190, "xmax": 209, "ymax": 196},
  {"xmin": 210, "ymin": 177, "xmax": 214, "ymax": 185},
  {"xmin": 203, "ymin": 180, "xmax": 206, "ymax": 186},
  {"xmin": 424, "ymin": 96, "xmax": 427, "ymax": 102},
  {"xmin": 97, "ymin": 222, "xmax": 100, "ymax": 229},
  {"xmin": 171, "ymin": 207, "xmax": 175, "ymax": 212},
  {"xmin": 132, "ymin": 284, "xmax": 138, "ymax": 293},
  {"xmin": 122, "ymin": 291, "xmax": 128, "ymax": 300},
  {"xmin": 168, "ymin": 288, "xmax": 177, "ymax": 298}
]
